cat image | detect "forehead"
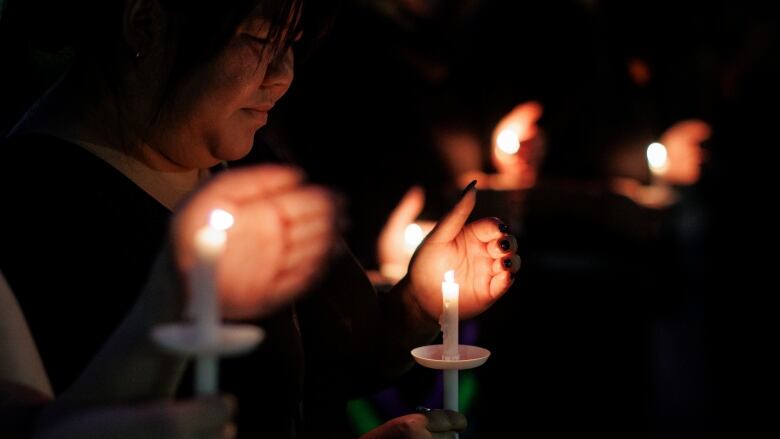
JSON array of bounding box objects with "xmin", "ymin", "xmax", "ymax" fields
[
  {"xmin": 247, "ymin": 0, "xmax": 302, "ymax": 20},
  {"xmin": 242, "ymin": 2, "xmax": 301, "ymax": 30}
]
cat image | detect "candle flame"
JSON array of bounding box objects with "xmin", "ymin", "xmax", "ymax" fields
[
  {"xmin": 497, "ymin": 129, "xmax": 521, "ymax": 155},
  {"xmin": 444, "ymin": 270, "xmax": 455, "ymax": 283},
  {"xmin": 647, "ymin": 142, "xmax": 669, "ymax": 175},
  {"xmin": 404, "ymin": 223, "xmax": 425, "ymax": 251},
  {"xmin": 209, "ymin": 209, "xmax": 234, "ymax": 231}
]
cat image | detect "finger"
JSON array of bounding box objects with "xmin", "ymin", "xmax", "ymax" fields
[
  {"xmin": 240, "ymin": 267, "xmax": 320, "ymax": 317},
  {"xmin": 287, "ymin": 216, "xmax": 336, "ymax": 245},
  {"xmin": 520, "ymin": 101, "xmax": 544, "ymax": 124},
  {"xmin": 173, "ymin": 167, "xmax": 302, "ymax": 264},
  {"xmin": 199, "ymin": 165, "xmax": 304, "ymax": 202},
  {"xmin": 495, "ymin": 101, "xmax": 543, "ymax": 141},
  {"xmin": 426, "ymin": 409, "xmax": 468, "ymax": 432},
  {"xmin": 680, "ymin": 119, "xmax": 712, "ymax": 141},
  {"xmin": 491, "ymin": 254, "xmax": 521, "ymax": 275},
  {"xmin": 272, "ymin": 262, "xmax": 324, "ymax": 298},
  {"xmin": 486, "ymin": 235, "xmax": 517, "ymax": 258},
  {"xmin": 489, "ymin": 270, "xmax": 513, "ymax": 300},
  {"xmin": 513, "ymin": 100, "xmax": 543, "ymax": 123},
  {"xmin": 427, "ymin": 181, "xmax": 477, "ymax": 244},
  {"xmin": 466, "ymin": 217, "xmax": 508, "ymax": 243},
  {"xmin": 387, "ymin": 186, "xmax": 426, "ymax": 229},
  {"xmin": 269, "ymin": 186, "xmax": 336, "ymax": 223},
  {"xmin": 280, "ymin": 231, "xmax": 333, "ymax": 272}
]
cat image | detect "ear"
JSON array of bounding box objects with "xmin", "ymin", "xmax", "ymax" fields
[{"xmin": 123, "ymin": 0, "xmax": 166, "ymax": 55}]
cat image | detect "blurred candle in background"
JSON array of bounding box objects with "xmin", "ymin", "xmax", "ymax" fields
[
  {"xmin": 496, "ymin": 128, "xmax": 521, "ymax": 155},
  {"xmin": 404, "ymin": 223, "xmax": 425, "ymax": 255},
  {"xmin": 647, "ymin": 142, "xmax": 669, "ymax": 177}
]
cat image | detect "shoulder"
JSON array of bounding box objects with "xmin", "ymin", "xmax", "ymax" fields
[
  {"xmin": 0, "ymin": 133, "xmax": 171, "ymax": 282},
  {"xmin": 0, "ymin": 133, "xmax": 168, "ymax": 220},
  {"xmin": 1, "ymin": 133, "xmax": 125, "ymax": 187}
]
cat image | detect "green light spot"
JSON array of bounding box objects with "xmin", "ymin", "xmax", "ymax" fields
[
  {"xmin": 347, "ymin": 398, "xmax": 383, "ymax": 435},
  {"xmin": 460, "ymin": 370, "xmax": 477, "ymax": 413}
]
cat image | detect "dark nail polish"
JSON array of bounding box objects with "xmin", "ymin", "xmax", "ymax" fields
[
  {"xmin": 498, "ymin": 223, "xmax": 509, "ymax": 233},
  {"xmin": 503, "ymin": 258, "xmax": 512, "ymax": 269},
  {"xmin": 460, "ymin": 179, "xmax": 477, "ymax": 198},
  {"xmin": 499, "ymin": 239, "xmax": 510, "ymax": 251}
]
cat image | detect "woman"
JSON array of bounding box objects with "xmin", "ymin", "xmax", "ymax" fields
[
  {"xmin": 0, "ymin": 0, "xmax": 519, "ymax": 437},
  {"xmin": 2, "ymin": 165, "xmax": 336, "ymax": 439}
]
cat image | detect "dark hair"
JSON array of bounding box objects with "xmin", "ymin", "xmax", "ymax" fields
[
  {"xmin": 162, "ymin": 0, "xmax": 303, "ymax": 81},
  {"xmin": 4, "ymin": 0, "xmax": 335, "ymax": 57},
  {"xmin": 3, "ymin": 0, "xmax": 337, "ymax": 92},
  {"xmin": 1, "ymin": 0, "xmax": 337, "ymax": 143}
]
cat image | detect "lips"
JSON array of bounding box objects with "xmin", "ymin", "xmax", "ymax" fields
[
  {"xmin": 242, "ymin": 108, "xmax": 269, "ymax": 125},
  {"xmin": 246, "ymin": 102, "xmax": 275, "ymax": 112}
]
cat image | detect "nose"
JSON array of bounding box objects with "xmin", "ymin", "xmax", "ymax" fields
[{"xmin": 262, "ymin": 47, "xmax": 294, "ymax": 98}]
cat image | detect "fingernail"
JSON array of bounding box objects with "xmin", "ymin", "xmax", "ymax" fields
[
  {"xmin": 415, "ymin": 406, "xmax": 432, "ymax": 414},
  {"xmin": 499, "ymin": 239, "xmax": 510, "ymax": 251},
  {"xmin": 460, "ymin": 179, "xmax": 477, "ymax": 198},
  {"xmin": 498, "ymin": 223, "xmax": 509, "ymax": 233},
  {"xmin": 503, "ymin": 258, "xmax": 512, "ymax": 269}
]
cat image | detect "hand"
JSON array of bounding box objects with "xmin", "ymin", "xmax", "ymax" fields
[
  {"xmin": 658, "ymin": 119, "xmax": 710, "ymax": 185},
  {"xmin": 172, "ymin": 165, "xmax": 339, "ymax": 319},
  {"xmin": 490, "ymin": 101, "xmax": 544, "ymax": 189},
  {"xmin": 377, "ymin": 186, "xmax": 435, "ymax": 281},
  {"xmin": 359, "ymin": 409, "xmax": 466, "ymax": 439},
  {"xmin": 35, "ymin": 396, "xmax": 236, "ymax": 439},
  {"xmin": 408, "ymin": 182, "xmax": 519, "ymax": 320}
]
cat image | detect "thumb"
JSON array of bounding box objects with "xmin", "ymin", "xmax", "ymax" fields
[
  {"xmin": 427, "ymin": 180, "xmax": 477, "ymax": 244},
  {"xmin": 387, "ymin": 186, "xmax": 425, "ymax": 230}
]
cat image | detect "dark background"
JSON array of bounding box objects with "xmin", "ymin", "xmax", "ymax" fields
[{"xmin": 1, "ymin": 0, "xmax": 776, "ymax": 437}]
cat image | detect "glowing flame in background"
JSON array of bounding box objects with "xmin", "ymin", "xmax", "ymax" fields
[
  {"xmin": 647, "ymin": 142, "xmax": 669, "ymax": 175},
  {"xmin": 497, "ymin": 129, "xmax": 521, "ymax": 155}
]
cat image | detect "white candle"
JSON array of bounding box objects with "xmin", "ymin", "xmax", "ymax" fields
[
  {"xmin": 441, "ymin": 270, "xmax": 459, "ymax": 413},
  {"xmin": 190, "ymin": 209, "xmax": 233, "ymax": 395},
  {"xmin": 441, "ymin": 270, "xmax": 459, "ymax": 360}
]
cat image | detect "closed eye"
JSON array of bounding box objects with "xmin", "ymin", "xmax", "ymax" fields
[{"xmin": 245, "ymin": 33, "xmax": 271, "ymax": 46}]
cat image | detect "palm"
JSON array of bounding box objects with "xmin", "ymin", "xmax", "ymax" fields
[
  {"xmin": 216, "ymin": 202, "xmax": 285, "ymax": 315},
  {"xmin": 407, "ymin": 185, "xmax": 517, "ymax": 320},
  {"xmin": 174, "ymin": 166, "xmax": 337, "ymax": 319},
  {"xmin": 411, "ymin": 225, "xmax": 499, "ymax": 319}
]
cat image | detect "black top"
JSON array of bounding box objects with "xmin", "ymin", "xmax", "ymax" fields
[
  {"xmin": 0, "ymin": 134, "xmax": 170, "ymax": 392},
  {"xmin": 0, "ymin": 134, "xmax": 400, "ymax": 438}
]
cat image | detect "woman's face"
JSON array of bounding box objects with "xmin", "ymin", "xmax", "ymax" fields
[{"xmin": 148, "ymin": 15, "xmax": 296, "ymax": 169}]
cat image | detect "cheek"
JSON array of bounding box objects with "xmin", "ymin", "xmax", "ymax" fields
[
  {"xmin": 154, "ymin": 43, "xmax": 272, "ymax": 165},
  {"xmin": 183, "ymin": 40, "xmax": 268, "ymax": 110},
  {"xmin": 236, "ymin": 40, "xmax": 276, "ymax": 85}
]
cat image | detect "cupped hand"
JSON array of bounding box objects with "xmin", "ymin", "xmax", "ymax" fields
[
  {"xmin": 408, "ymin": 182, "xmax": 519, "ymax": 320},
  {"xmin": 173, "ymin": 165, "xmax": 339, "ymax": 319},
  {"xmin": 659, "ymin": 119, "xmax": 710, "ymax": 185},
  {"xmin": 377, "ymin": 186, "xmax": 435, "ymax": 280}
]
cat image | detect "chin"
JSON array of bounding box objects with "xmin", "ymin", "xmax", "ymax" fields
[{"xmin": 216, "ymin": 134, "xmax": 256, "ymax": 162}]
